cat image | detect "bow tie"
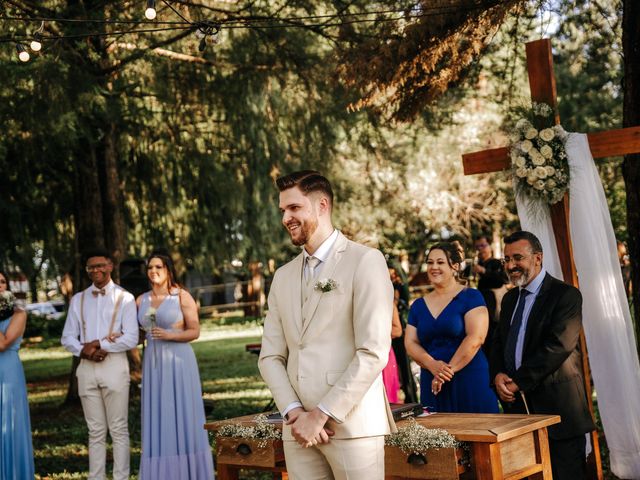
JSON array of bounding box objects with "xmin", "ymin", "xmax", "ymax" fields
[{"xmin": 92, "ymin": 288, "xmax": 106, "ymax": 297}]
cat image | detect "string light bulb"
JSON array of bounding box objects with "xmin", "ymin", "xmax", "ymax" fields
[
  {"xmin": 30, "ymin": 32, "xmax": 42, "ymax": 52},
  {"xmin": 16, "ymin": 44, "xmax": 30, "ymax": 62},
  {"xmin": 145, "ymin": 0, "xmax": 157, "ymax": 20}
]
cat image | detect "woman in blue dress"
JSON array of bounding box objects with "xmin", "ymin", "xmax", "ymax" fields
[
  {"xmin": 0, "ymin": 270, "xmax": 35, "ymax": 479},
  {"xmin": 137, "ymin": 252, "xmax": 214, "ymax": 479},
  {"xmin": 405, "ymin": 243, "xmax": 498, "ymax": 413}
]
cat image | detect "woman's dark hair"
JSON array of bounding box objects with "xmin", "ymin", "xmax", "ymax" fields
[
  {"xmin": 427, "ymin": 242, "xmax": 463, "ymax": 270},
  {"xmin": 0, "ymin": 270, "xmax": 9, "ymax": 291},
  {"xmin": 481, "ymin": 259, "xmax": 509, "ymax": 289},
  {"xmin": 146, "ymin": 249, "xmax": 180, "ymax": 291}
]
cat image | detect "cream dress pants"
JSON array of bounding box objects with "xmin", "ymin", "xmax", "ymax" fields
[
  {"xmin": 77, "ymin": 352, "xmax": 130, "ymax": 480},
  {"xmin": 284, "ymin": 436, "xmax": 385, "ymax": 480}
]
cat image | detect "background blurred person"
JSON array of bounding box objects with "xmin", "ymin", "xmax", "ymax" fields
[
  {"xmin": 382, "ymin": 303, "xmax": 402, "ymax": 403},
  {"xmin": 405, "ymin": 243, "xmax": 498, "ymax": 413},
  {"xmin": 617, "ymin": 240, "xmax": 632, "ymax": 299},
  {"xmin": 137, "ymin": 250, "xmax": 214, "ymax": 479},
  {"xmin": 0, "ymin": 270, "xmax": 35, "ymax": 479},
  {"xmin": 388, "ymin": 261, "xmax": 418, "ymax": 403},
  {"xmin": 477, "ymin": 259, "xmax": 510, "ymax": 358},
  {"xmin": 451, "ymin": 240, "xmax": 471, "ymax": 283},
  {"xmin": 473, "ymin": 234, "xmax": 503, "ymax": 290}
]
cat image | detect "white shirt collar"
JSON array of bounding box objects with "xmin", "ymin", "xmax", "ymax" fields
[
  {"xmin": 303, "ymin": 229, "xmax": 339, "ymax": 263},
  {"xmin": 522, "ymin": 267, "xmax": 546, "ymax": 295}
]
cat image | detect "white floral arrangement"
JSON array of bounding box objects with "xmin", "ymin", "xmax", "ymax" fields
[
  {"xmin": 314, "ymin": 278, "xmax": 338, "ymax": 293},
  {"xmin": 143, "ymin": 306, "xmax": 157, "ymax": 332},
  {"xmin": 385, "ymin": 418, "xmax": 460, "ymax": 453},
  {"xmin": 0, "ymin": 290, "xmax": 16, "ymax": 317},
  {"xmin": 216, "ymin": 414, "xmax": 282, "ymax": 448},
  {"xmin": 509, "ymin": 102, "xmax": 570, "ymax": 206}
]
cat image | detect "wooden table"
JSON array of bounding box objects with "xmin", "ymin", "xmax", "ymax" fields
[{"xmin": 205, "ymin": 413, "xmax": 560, "ymax": 480}]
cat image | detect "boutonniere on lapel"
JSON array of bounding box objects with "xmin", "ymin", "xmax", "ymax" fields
[{"xmin": 314, "ymin": 278, "xmax": 338, "ymax": 293}]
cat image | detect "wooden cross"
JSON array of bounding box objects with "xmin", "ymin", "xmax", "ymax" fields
[{"xmin": 462, "ymin": 38, "xmax": 640, "ymax": 480}]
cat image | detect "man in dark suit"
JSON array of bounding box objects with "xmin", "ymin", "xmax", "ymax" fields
[{"xmin": 490, "ymin": 231, "xmax": 595, "ymax": 479}]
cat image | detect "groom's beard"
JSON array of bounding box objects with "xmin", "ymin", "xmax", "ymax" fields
[
  {"xmin": 288, "ymin": 217, "xmax": 318, "ymax": 246},
  {"xmin": 508, "ymin": 266, "xmax": 531, "ymax": 287}
]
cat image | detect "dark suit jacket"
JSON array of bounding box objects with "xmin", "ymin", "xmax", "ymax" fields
[{"xmin": 490, "ymin": 273, "xmax": 595, "ymax": 439}]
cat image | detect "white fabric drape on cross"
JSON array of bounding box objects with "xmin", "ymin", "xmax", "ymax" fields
[{"xmin": 516, "ymin": 133, "xmax": 640, "ymax": 478}]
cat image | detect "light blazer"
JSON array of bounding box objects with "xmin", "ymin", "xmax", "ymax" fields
[
  {"xmin": 490, "ymin": 273, "xmax": 595, "ymax": 439},
  {"xmin": 259, "ymin": 231, "xmax": 396, "ymax": 440}
]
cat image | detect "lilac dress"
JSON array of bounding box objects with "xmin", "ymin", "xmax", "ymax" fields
[
  {"xmin": 138, "ymin": 292, "xmax": 214, "ymax": 479},
  {"xmin": 0, "ymin": 315, "xmax": 35, "ymax": 479}
]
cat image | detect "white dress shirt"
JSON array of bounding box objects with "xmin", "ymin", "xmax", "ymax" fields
[
  {"xmin": 61, "ymin": 280, "xmax": 138, "ymax": 356},
  {"xmin": 283, "ymin": 229, "xmax": 340, "ymax": 421},
  {"xmin": 512, "ymin": 268, "xmax": 546, "ymax": 370}
]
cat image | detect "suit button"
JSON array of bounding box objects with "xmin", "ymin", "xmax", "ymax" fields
[{"xmin": 299, "ymin": 344, "xmax": 305, "ymax": 350}]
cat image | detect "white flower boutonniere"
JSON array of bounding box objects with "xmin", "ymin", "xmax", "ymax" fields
[{"xmin": 314, "ymin": 278, "xmax": 338, "ymax": 293}]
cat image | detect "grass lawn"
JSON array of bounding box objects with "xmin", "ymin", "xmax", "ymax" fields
[
  {"xmin": 23, "ymin": 316, "xmax": 620, "ymax": 479},
  {"xmin": 24, "ymin": 317, "xmax": 271, "ymax": 480}
]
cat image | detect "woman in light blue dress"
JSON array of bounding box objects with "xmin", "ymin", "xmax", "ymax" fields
[
  {"xmin": 0, "ymin": 270, "xmax": 35, "ymax": 479},
  {"xmin": 137, "ymin": 252, "xmax": 214, "ymax": 479}
]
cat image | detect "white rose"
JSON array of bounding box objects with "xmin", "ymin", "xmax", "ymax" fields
[
  {"xmin": 527, "ymin": 175, "xmax": 537, "ymax": 185},
  {"xmin": 545, "ymin": 166, "xmax": 556, "ymax": 176},
  {"xmin": 520, "ymin": 140, "xmax": 533, "ymax": 153},
  {"xmin": 531, "ymin": 152, "xmax": 546, "ymax": 166},
  {"xmin": 525, "ymin": 128, "xmax": 538, "ymax": 140},
  {"xmin": 540, "ymin": 145, "xmax": 553, "ymax": 159},
  {"xmin": 534, "ymin": 166, "xmax": 548, "ymax": 179},
  {"xmin": 516, "ymin": 167, "xmax": 528, "ymax": 178},
  {"xmin": 546, "ymin": 179, "xmax": 557, "ymax": 189},
  {"xmin": 534, "ymin": 180, "xmax": 546, "ymax": 190},
  {"xmin": 510, "ymin": 133, "xmax": 522, "ymax": 143},
  {"xmin": 539, "ymin": 128, "xmax": 555, "ymax": 142},
  {"xmin": 514, "ymin": 156, "xmax": 527, "ymax": 168}
]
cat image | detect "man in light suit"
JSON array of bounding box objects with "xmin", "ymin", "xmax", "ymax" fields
[
  {"xmin": 489, "ymin": 231, "xmax": 595, "ymax": 480},
  {"xmin": 259, "ymin": 170, "xmax": 396, "ymax": 480}
]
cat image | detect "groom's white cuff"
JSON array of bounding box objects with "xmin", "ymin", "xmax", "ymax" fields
[
  {"xmin": 282, "ymin": 402, "xmax": 303, "ymax": 420},
  {"xmin": 318, "ymin": 403, "xmax": 342, "ymax": 423}
]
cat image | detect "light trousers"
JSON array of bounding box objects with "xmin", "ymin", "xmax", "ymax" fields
[
  {"xmin": 77, "ymin": 352, "xmax": 130, "ymax": 480},
  {"xmin": 284, "ymin": 436, "xmax": 385, "ymax": 480}
]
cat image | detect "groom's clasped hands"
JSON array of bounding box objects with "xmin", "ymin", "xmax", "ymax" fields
[{"xmin": 286, "ymin": 407, "xmax": 335, "ymax": 448}]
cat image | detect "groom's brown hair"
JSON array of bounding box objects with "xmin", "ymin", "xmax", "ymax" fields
[{"xmin": 276, "ymin": 170, "xmax": 334, "ymax": 207}]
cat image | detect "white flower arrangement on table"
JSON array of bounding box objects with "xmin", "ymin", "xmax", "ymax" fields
[
  {"xmin": 216, "ymin": 414, "xmax": 282, "ymax": 448},
  {"xmin": 385, "ymin": 418, "xmax": 460, "ymax": 453},
  {"xmin": 314, "ymin": 278, "xmax": 338, "ymax": 293},
  {"xmin": 510, "ymin": 102, "xmax": 570, "ymax": 206}
]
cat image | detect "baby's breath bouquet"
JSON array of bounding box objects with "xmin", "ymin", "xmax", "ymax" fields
[
  {"xmin": 509, "ymin": 102, "xmax": 569, "ymax": 208},
  {"xmin": 385, "ymin": 418, "xmax": 460, "ymax": 453},
  {"xmin": 0, "ymin": 291, "xmax": 16, "ymax": 319},
  {"xmin": 216, "ymin": 414, "xmax": 282, "ymax": 448}
]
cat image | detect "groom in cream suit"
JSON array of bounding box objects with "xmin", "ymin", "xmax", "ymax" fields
[{"xmin": 259, "ymin": 170, "xmax": 396, "ymax": 480}]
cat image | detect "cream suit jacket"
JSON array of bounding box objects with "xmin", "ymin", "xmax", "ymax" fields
[{"xmin": 259, "ymin": 231, "xmax": 397, "ymax": 440}]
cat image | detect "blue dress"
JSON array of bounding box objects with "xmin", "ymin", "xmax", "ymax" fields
[
  {"xmin": 0, "ymin": 316, "xmax": 35, "ymax": 479},
  {"xmin": 408, "ymin": 288, "xmax": 498, "ymax": 413},
  {"xmin": 138, "ymin": 293, "xmax": 214, "ymax": 479}
]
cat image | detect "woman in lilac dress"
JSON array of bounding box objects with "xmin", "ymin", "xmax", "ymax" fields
[
  {"xmin": 405, "ymin": 243, "xmax": 498, "ymax": 413},
  {"xmin": 137, "ymin": 252, "xmax": 214, "ymax": 479},
  {"xmin": 0, "ymin": 270, "xmax": 35, "ymax": 479}
]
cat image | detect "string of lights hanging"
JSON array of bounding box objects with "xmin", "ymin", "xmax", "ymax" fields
[{"xmin": 1, "ymin": 1, "xmax": 488, "ymax": 62}]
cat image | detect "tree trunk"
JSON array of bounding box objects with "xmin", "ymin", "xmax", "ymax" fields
[
  {"xmin": 622, "ymin": 0, "xmax": 640, "ymax": 354},
  {"xmin": 100, "ymin": 122, "xmax": 127, "ymax": 282}
]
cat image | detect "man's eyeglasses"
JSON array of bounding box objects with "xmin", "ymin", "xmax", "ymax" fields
[
  {"xmin": 85, "ymin": 263, "xmax": 110, "ymax": 272},
  {"xmin": 501, "ymin": 254, "xmax": 531, "ymax": 265}
]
